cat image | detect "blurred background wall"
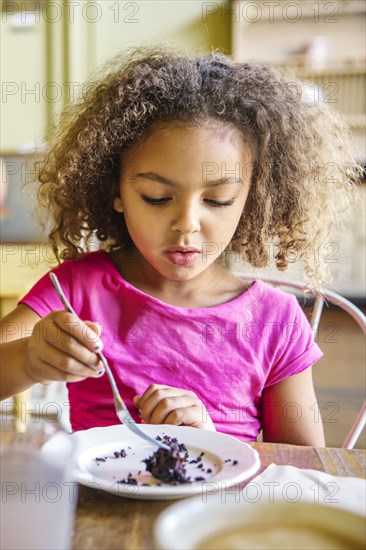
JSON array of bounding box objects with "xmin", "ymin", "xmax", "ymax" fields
[
  {"xmin": 1, "ymin": 0, "xmax": 231, "ymax": 151},
  {"xmin": 1, "ymin": 1, "xmax": 364, "ymax": 153}
]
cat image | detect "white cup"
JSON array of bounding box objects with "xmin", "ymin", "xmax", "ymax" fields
[{"xmin": 0, "ymin": 418, "xmax": 78, "ymax": 550}]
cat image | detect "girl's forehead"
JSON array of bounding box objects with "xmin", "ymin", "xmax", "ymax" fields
[
  {"xmin": 122, "ymin": 118, "xmax": 254, "ymax": 158},
  {"xmin": 119, "ymin": 119, "xmax": 254, "ymax": 186}
]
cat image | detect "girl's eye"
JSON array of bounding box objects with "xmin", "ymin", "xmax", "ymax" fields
[
  {"xmin": 141, "ymin": 195, "xmax": 171, "ymax": 205},
  {"xmin": 141, "ymin": 195, "xmax": 234, "ymax": 207},
  {"xmin": 205, "ymin": 198, "xmax": 235, "ymax": 207}
]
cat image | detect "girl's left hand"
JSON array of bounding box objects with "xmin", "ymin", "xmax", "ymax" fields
[{"xmin": 133, "ymin": 384, "xmax": 216, "ymax": 431}]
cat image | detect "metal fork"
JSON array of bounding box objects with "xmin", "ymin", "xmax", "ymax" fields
[{"xmin": 49, "ymin": 272, "xmax": 169, "ymax": 450}]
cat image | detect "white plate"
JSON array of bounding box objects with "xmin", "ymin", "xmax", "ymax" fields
[
  {"xmin": 155, "ymin": 497, "xmax": 366, "ymax": 549},
  {"xmin": 71, "ymin": 424, "xmax": 260, "ymax": 500}
]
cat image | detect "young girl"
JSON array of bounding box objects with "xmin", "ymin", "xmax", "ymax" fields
[{"xmin": 0, "ymin": 48, "xmax": 359, "ymax": 445}]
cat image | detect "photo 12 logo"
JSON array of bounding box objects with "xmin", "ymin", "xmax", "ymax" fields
[
  {"xmin": 201, "ymin": 479, "xmax": 340, "ymax": 505},
  {"xmin": 202, "ymin": 2, "xmax": 340, "ymax": 24},
  {"xmin": 1, "ymin": 1, "xmax": 140, "ymax": 24}
]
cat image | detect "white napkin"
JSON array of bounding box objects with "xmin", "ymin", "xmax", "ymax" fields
[{"xmin": 244, "ymin": 464, "xmax": 365, "ymax": 517}]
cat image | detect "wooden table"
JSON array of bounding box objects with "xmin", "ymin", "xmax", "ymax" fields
[{"xmin": 72, "ymin": 443, "xmax": 365, "ymax": 550}]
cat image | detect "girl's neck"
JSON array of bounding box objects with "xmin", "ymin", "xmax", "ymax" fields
[{"xmin": 108, "ymin": 248, "xmax": 248, "ymax": 308}]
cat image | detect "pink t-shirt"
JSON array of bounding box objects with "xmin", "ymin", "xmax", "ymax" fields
[{"xmin": 19, "ymin": 251, "xmax": 322, "ymax": 440}]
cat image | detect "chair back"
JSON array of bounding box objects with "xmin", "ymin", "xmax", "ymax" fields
[{"xmin": 235, "ymin": 274, "xmax": 366, "ymax": 449}]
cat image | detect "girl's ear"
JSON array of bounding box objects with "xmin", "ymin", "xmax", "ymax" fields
[{"xmin": 113, "ymin": 197, "xmax": 124, "ymax": 213}]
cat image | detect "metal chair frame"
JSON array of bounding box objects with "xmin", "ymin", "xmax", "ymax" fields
[{"xmin": 235, "ymin": 274, "xmax": 366, "ymax": 449}]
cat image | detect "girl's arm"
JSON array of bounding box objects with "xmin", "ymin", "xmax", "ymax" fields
[
  {"xmin": 261, "ymin": 367, "xmax": 325, "ymax": 446},
  {"xmin": 0, "ymin": 304, "xmax": 104, "ymax": 401},
  {"xmin": 1, "ymin": 305, "xmax": 42, "ymax": 399}
]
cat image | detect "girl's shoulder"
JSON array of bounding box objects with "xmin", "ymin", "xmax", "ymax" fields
[
  {"xmin": 234, "ymin": 276, "xmax": 306, "ymax": 321},
  {"xmin": 212, "ymin": 266, "xmax": 298, "ymax": 311},
  {"xmin": 19, "ymin": 250, "xmax": 121, "ymax": 318},
  {"xmin": 71, "ymin": 249, "xmax": 110, "ymax": 266},
  {"xmin": 57, "ymin": 250, "xmax": 114, "ymax": 276}
]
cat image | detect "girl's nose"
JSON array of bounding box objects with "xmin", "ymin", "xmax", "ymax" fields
[{"xmin": 171, "ymin": 204, "xmax": 201, "ymax": 234}]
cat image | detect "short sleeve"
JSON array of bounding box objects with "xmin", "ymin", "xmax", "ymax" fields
[
  {"xmin": 18, "ymin": 260, "xmax": 74, "ymax": 318},
  {"xmin": 264, "ymin": 295, "xmax": 323, "ymax": 388}
]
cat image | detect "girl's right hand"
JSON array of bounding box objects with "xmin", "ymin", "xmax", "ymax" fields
[{"xmin": 24, "ymin": 311, "xmax": 105, "ymax": 384}]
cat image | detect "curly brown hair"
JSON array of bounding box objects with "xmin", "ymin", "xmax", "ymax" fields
[{"xmin": 37, "ymin": 46, "xmax": 361, "ymax": 285}]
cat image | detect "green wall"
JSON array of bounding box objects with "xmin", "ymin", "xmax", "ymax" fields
[{"xmin": 1, "ymin": 0, "xmax": 230, "ymax": 152}]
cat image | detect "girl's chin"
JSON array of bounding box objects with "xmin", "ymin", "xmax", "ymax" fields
[
  {"xmin": 141, "ymin": 255, "xmax": 216, "ymax": 282},
  {"xmin": 162, "ymin": 263, "xmax": 214, "ymax": 283}
]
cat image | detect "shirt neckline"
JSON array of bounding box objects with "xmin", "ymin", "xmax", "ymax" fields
[{"xmin": 97, "ymin": 250, "xmax": 260, "ymax": 312}]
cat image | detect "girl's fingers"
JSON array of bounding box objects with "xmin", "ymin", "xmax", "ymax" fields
[
  {"xmin": 25, "ymin": 312, "xmax": 106, "ymax": 384},
  {"xmin": 51, "ymin": 311, "xmax": 103, "ymax": 352},
  {"xmin": 138, "ymin": 385, "xmax": 180, "ymax": 420},
  {"xmin": 33, "ymin": 358, "xmax": 102, "ymax": 382},
  {"xmin": 85, "ymin": 321, "xmax": 103, "ymax": 338},
  {"xmin": 138, "ymin": 384, "xmax": 186, "ymax": 410},
  {"xmin": 140, "ymin": 390, "xmax": 198, "ymax": 424},
  {"xmin": 36, "ymin": 312, "xmax": 103, "ymax": 370},
  {"xmin": 148, "ymin": 398, "xmax": 199, "ymax": 425},
  {"xmin": 41, "ymin": 331, "xmax": 101, "ymax": 370},
  {"xmin": 30, "ymin": 342, "xmax": 105, "ymax": 380},
  {"xmin": 163, "ymin": 404, "xmax": 204, "ymax": 427},
  {"xmin": 137, "ymin": 383, "xmax": 167, "ymax": 408},
  {"xmin": 136, "ymin": 384, "xmax": 216, "ymax": 430}
]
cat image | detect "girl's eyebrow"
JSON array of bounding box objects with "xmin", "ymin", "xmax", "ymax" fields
[{"xmin": 135, "ymin": 172, "xmax": 243, "ymax": 187}]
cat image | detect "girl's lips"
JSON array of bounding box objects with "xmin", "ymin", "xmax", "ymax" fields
[{"xmin": 165, "ymin": 250, "xmax": 200, "ymax": 266}]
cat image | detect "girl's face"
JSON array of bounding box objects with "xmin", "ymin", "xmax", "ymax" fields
[{"xmin": 114, "ymin": 120, "xmax": 252, "ymax": 283}]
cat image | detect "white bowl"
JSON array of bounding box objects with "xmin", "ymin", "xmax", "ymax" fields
[{"xmin": 155, "ymin": 496, "xmax": 365, "ymax": 550}]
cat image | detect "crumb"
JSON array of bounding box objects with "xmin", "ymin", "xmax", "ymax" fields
[
  {"xmin": 117, "ymin": 472, "xmax": 138, "ymax": 485},
  {"xmin": 143, "ymin": 435, "xmax": 192, "ymax": 485},
  {"xmin": 189, "ymin": 456, "xmax": 202, "ymax": 464}
]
